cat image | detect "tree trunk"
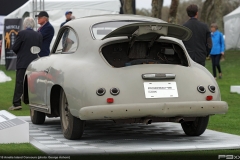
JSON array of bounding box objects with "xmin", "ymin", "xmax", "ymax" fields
[
  {"xmin": 152, "ymin": 0, "xmax": 158, "ymax": 18},
  {"xmin": 201, "ymin": 0, "xmax": 214, "ymax": 23},
  {"xmin": 158, "ymin": 0, "xmax": 163, "ymax": 18},
  {"xmin": 214, "ymin": 0, "xmax": 223, "ymax": 32},
  {"xmin": 123, "ymin": 0, "xmax": 133, "ymax": 14},
  {"xmin": 201, "ymin": 0, "xmax": 223, "ymax": 32},
  {"xmin": 151, "ymin": 0, "xmax": 163, "ymax": 19},
  {"xmin": 132, "ymin": 0, "xmax": 136, "ymax": 14},
  {"xmin": 168, "ymin": 0, "xmax": 179, "ymax": 24},
  {"xmin": 119, "ymin": 0, "xmax": 124, "ymax": 14}
]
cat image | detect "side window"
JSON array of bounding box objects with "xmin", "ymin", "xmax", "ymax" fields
[{"xmin": 55, "ymin": 28, "xmax": 78, "ymax": 54}]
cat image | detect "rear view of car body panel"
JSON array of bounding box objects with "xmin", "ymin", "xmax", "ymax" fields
[
  {"xmin": 66, "ymin": 61, "xmax": 222, "ymax": 119},
  {"xmin": 79, "ymin": 101, "xmax": 228, "ymax": 120}
]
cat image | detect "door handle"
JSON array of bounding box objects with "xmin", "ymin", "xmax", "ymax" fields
[{"xmin": 142, "ymin": 73, "xmax": 176, "ymax": 80}]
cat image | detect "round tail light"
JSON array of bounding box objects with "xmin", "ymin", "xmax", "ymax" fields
[
  {"xmin": 96, "ymin": 88, "xmax": 106, "ymax": 96},
  {"xmin": 208, "ymin": 85, "xmax": 215, "ymax": 93},
  {"xmin": 110, "ymin": 88, "xmax": 120, "ymax": 96},
  {"xmin": 197, "ymin": 85, "xmax": 206, "ymax": 93}
]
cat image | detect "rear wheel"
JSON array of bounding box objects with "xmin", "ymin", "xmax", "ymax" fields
[
  {"xmin": 181, "ymin": 116, "xmax": 209, "ymax": 136},
  {"xmin": 30, "ymin": 109, "xmax": 46, "ymax": 124},
  {"xmin": 60, "ymin": 90, "xmax": 85, "ymax": 140}
]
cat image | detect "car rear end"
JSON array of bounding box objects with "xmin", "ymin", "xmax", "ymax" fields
[{"xmin": 77, "ymin": 20, "xmax": 228, "ymax": 122}]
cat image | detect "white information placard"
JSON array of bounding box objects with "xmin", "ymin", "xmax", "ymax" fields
[
  {"xmin": 0, "ymin": 110, "xmax": 29, "ymax": 143},
  {"xmin": 0, "ymin": 110, "xmax": 16, "ymax": 122},
  {"xmin": 144, "ymin": 82, "xmax": 178, "ymax": 98}
]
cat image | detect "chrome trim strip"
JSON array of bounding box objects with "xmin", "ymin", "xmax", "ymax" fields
[
  {"xmin": 165, "ymin": 74, "xmax": 176, "ymax": 78},
  {"xmin": 142, "ymin": 73, "xmax": 176, "ymax": 80}
]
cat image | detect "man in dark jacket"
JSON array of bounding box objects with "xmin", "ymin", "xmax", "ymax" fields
[
  {"xmin": 9, "ymin": 17, "xmax": 42, "ymax": 110},
  {"xmin": 183, "ymin": 4, "xmax": 212, "ymax": 66},
  {"xmin": 60, "ymin": 11, "xmax": 72, "ymax": 27},
  {"xmin": 35, "ymin": 11, "xmax": 54, "ymax": 57}
]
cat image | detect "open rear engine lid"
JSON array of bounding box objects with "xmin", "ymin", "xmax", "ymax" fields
[{"xmin": 102, "ymin": 22, "xmax": 192, "ymax": 41}]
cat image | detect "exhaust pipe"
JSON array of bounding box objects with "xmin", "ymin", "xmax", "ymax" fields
[{"xmin": 143, "ymin": 119, "xmax": 152, "ymax": 125}]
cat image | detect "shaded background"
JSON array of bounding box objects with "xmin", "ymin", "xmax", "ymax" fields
[
  {"xmin": 0, "ymin": 0, "xmax": 28, "ymax": 15},
  {"xmin": 0, "ymin": 0, "xmax": 28, "ymax": 39}
]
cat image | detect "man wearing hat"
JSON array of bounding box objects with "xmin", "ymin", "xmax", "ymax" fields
[
  {"xmin": 35, "ymin": 11, "xmax": 54, "ymax": 57},
  {"xmin": 60, "ymin": 11, "xmax": 73, "ymax": 27}
]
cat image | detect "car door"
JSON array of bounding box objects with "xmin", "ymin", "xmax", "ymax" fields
[
  {"xmin": 28, "ymin": 57, "xmax": 52, "ymax": 107},
  {"xmin": 45, "ymin": 27, "xmax": 79, "ymax": 106},
  {"xmin": 29, "ymin": 27, "xmax": 78, "ymax": 110}
]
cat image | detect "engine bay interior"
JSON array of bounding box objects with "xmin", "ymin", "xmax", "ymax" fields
[{"xmin": 101, "ymin": 40, "xmax": 189, "ymax": 68}]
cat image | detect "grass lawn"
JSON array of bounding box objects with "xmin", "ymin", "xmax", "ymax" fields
[
  {"xmin": 0, "ymin": 50, "xmax": 240, "ymax": 158},
  {"xmin": 206, "ymin": 51, "xmax": 240, "ymax": 135},
  {"xmin": 0, "ymin": 65, "xmax": 29, "ymax": 116},
  {"xmin": 0, "ymin": 143, "xmax": 45, "ymax": 156}
]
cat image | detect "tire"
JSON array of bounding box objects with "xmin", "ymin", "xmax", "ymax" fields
[
  {"xmin": 60, "ymin": 90, "xmax": 85, "ymax": 140},
  {"xmin": 181, "ymin": 116, "xmax": 209, "ymax": 136},
  {"xmin": 30, "ymin": 109, "xmax": 46, "ymax": 124}
]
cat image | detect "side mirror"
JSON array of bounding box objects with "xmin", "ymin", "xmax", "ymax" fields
[{"xmin": 30, "ymin": 46, "xmax": 41, "ymax": 54}]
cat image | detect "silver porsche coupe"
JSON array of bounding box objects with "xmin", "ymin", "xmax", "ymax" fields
[{"xmin": 23, "ymin": 15, "xmax": 228, "ymax": 140}]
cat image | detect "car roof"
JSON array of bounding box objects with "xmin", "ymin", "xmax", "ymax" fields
[
  {"xmin": 79, "ymin": 14, "xmax": 166, "ymax": 23},
  {"xmin": 63, "ymin": 14, "xmax": 167, "ymax": 42},
  {"xmin": 66, "ymin": 14, "xmax": 166, "ymax": 28}
]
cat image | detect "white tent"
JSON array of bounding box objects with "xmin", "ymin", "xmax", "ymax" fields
[
  {"xmin": 0, "ymin": 0, "xmax": 120, "ymax": 65},
  {"xmin": 0, "ymin": 16, "xmax": 4, "ymax": 35},
  {"xmin": 224, "ymin": 6, "xmax": 240, "ymax": 50}
]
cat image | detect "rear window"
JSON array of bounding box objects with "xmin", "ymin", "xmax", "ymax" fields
[
  {"xmin": 101, "ymin": 41, "xmax": 189, "ymax": 68},
  {"xmin": 92, "ymin": 21, "xmax": 150, "ymax": 40}
]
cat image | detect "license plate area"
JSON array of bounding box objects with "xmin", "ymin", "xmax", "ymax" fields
[{"xmin": 144, "ymin": 82, "xmax": 178, "ymax": 98}]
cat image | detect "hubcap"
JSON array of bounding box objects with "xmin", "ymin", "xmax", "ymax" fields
[{"xmin": 61, "ymin": 93, "xmax": 69, "ymax": 130}]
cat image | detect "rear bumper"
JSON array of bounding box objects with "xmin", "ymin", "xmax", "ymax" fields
[{"xmin": 79, "ymin": 101, "xmax": 228, "ymax": 120}]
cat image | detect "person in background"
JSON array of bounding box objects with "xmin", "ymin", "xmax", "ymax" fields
[
  {"xmin": 0, "ymin": 40, "xmax": 2, "ymax": 58},
  {"xmin": 210, "ymin": 23, "xmax": 225, "ymax": 80},
  {"xmin": 183, "ymin": 4, "xmax": 212, "ymax": 66},
  {"xmin": 9, "ymin": 17, "xmax": 42, "ymax": 110},
  {"xmin": 35, "ymin": 11, "xmax": 54, "ymax": 57},
  {"xmin": 60, "ymin": 11, "xmax": 75, "ymax": 52},
  {"xmin": 60, "ymin": 11, "xmax": 73, "ymax": 27}
]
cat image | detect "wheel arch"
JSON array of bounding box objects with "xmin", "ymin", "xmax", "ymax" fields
[
  {"xmin": 49, "ymin": 84, "xmax": 63, "ymax": 117},
  {"xmin": 49, "ymin": 85, "xmax": 78, "ymax": 118}
]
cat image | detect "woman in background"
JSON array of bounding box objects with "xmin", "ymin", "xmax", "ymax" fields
[{"xmin": 210, "ymin": 23, "xmax": 225, "ymax": 80}]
